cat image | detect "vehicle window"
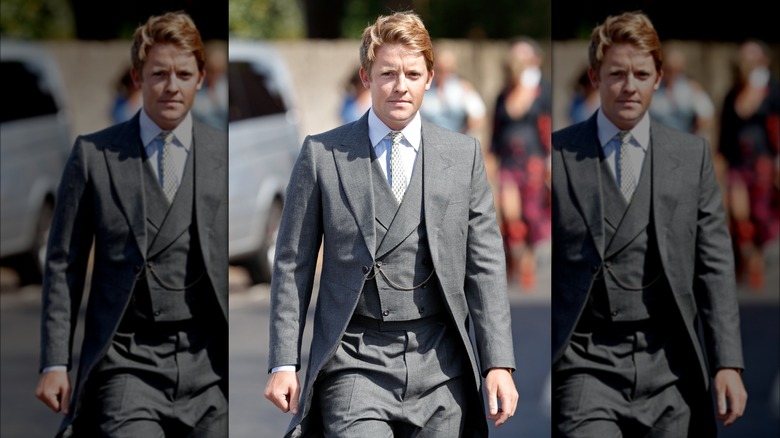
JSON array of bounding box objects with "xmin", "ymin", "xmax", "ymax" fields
[
  {"xmin": 228, "ymin": 61, "xmax": 287, "ymax": 122},
  {"xmin": 1, "ymin": 61, "xmax": 59, "ymax": 123}
]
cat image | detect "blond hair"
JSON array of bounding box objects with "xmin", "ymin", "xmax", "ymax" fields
[
  {"xmin": 360, "ymin": 11, "xmax": 434, "ymax": 74},
  {"xmin": 131, "ymin": 12, "xmax": 205, "ymax": 75},
  {"xmin": 588, "ymin": 12, "xmax": 663, "ymax": 74}
]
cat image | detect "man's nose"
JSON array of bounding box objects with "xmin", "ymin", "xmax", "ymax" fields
[
  {"xmin": 165, "ymin": 74, "xmax": 180, "ymax": 93},
  {"xmin": 623, "ymin": 75, "xmax": 637, "ymax": 93},
  {"xmin": 395, "ymin": 75, "xmax": 408, "ymax": 93}
]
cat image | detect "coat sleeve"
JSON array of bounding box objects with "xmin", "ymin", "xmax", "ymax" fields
[
  {"xmin": 463, "ymin": 138, "xmax": 517, "ymax": 375},
  {"xmin": 692, "ymin": 140, "xmax": 745, "ymax": 373},
  {"xmin": 267, "ymin": 136, "xmax": 323, "ymax": 372},
  {"xmin": 39, "ymin": 138, "xmax": 95, "ymax": 372}
]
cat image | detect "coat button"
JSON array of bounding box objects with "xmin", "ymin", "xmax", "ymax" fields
[
  {"xmin": 611, "ymin": 310, "xmax": 619, "ymax": 317},
  {"xmin": 418, "ymin": 307, "xmax": 425, "ymax": 314},
  {"xmin": 153, "ymin": 311, "xmax": 161, "ymax": 317},
  {"xmin": 376, "ymin": 261, "xmax": 383, "ymax": 267},
  {"xmin": 362, "ymin": 266, "xmax": 370, "ymax": 274},
  {"xmin": 382, "ymin": 310, "xmax": 390, "ymax": 317}
]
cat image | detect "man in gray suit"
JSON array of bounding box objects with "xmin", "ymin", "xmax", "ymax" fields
[
  {"xmin": 551, "ymin": 12, "xmax": 747, "ymax": 437},
  {"xmin": 264, "ymin": 11, "xmax": 518, "ymax": 437},
  {"xmin": 35, "ymin": 12, "xmax": 227, "ymax": 437}
]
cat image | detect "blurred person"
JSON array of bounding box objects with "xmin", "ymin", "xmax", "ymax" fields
[
  {"xmin": 192, "ymin": 40, "xmax": 228, "ymax": 130},
  {"xmin": 264, "ymin": 11, "xmax": 518, "ymax": 437},
  {"xmin": 490, "ymin": 36, "xmax": 552, "ymax": 291},
  {"xmin": 569, "ymin": 65, "xmax": 600, "ymax": 124},
  {"xmin": 718, "ymin": 39, "xmax": 780, "ymax": 291},
  {"xmin": 552, "ymin": 12, "xmax": 746, "ymax": 437},
  {"xmin": 110, "ymin": 66, "xmax": 143, "ymax": 124},
  {"xmin": 339, "ymin": 67, "xmax": 371, "ymax": 123},
  {"xmin": 420, "ymin": 47, "xmax": 487, "ymax": 138},
  {"xmin": 650, "ymin": 46, "xmax": 716, "ymax": 136},
  {"xmin": 35, "ymin": 12, "xmax": 228, "ymax": 437}
]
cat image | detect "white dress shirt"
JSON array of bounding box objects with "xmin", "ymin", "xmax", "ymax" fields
[
  {"xmin": 368, "ymin": 107, "xmax": 421, "ymax": 190},
  {"xmin": 140, "ymin": 109, "xmax": 192, "ymax": 190},
  {"xmin": 596, "ymin": 109, "xmax": 650, "ymax": 189}
]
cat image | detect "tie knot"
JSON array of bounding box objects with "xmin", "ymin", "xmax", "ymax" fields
[
  {"xmin": 159, "ymin": 131, "xmax": 174, "ymax": 144},
  {"xmin": 617, "ymin": 131, "xmax": 632, "ymax": 145},
  {"xmin": 389, "ymin": 131, "xmax": 403, "ymax": 145}
]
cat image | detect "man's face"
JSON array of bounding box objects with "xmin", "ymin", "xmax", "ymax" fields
[
  {"xmin": 589, "ymin": 43, "xmax": 662, "ymax": 130},
  {"xmin": 131, "ymin": 43, "xmax": 204, "ymax": 131},
  {"xmin": 360, "ymin": 43, "xmax": 433, "ymax": 130}
]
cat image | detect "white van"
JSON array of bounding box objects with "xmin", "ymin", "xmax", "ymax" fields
[
  {"xmin": 228, "ymin": 41, "xmax": 300, "ymax": 284},
  {"xmin": 0, "ymin": 40, "xmax": 71, "ymax": 284}
]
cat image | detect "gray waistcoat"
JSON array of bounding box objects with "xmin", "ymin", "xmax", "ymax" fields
[
  {"xmin": 589, "ymin": 142, "xmax": 667, "ymax": 322},
  {"xmin": 130, "ymin": 146, "xmax": 210, "ymax": 322},
  {"xmin": 354, "ymin": 142, "xmax": 446, "ymax": 321}
]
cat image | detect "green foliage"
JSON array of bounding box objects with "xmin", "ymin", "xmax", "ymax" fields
[
  {"xmin": 0, "ymin": 0, "xmax": 75, "ymax": 39},
  {"xmin": 341, "ymin": 0, "xmax": 550, "ymax": 40},
  {"xmin": 229, "ymin": 0, "xmax": 306, "ymax": 39}
]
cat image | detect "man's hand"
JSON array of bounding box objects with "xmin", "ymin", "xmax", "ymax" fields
[
  {"xmin": 35, "ymin": 370, "xmax": 71, "ymax": 414},
  {"xmin": 714, "ymin": 368, "xmax": 747, "ymax": 427},
  {"xmin": 264, "ymin": 370, "xmax": 301, "ymax": 415},
  {"xmin": 485, "ymin": 368, "xmax": 518, "ymax": 427}
]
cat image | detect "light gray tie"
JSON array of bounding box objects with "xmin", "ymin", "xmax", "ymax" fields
[
  {"xmin": 618, "ymin": 131, "xmax": 637, "ymax": 202},
  {"xmin": 159, "ymin": 131, "xmax": 178, "ymax": 203},
  {"xmin": 389, "ymin": 131, "xmax": 407, "ymax": 203}
]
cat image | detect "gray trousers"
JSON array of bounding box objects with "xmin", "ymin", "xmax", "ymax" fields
[
  {"xmin": 553, "ymin": 319, "xmax": 713, "ymax": 437},
  {"xmin": 316, "ymin": 316, "xmax": 472, "ymax": 437},
  {"xmin": 79, "ymin": 318, "xmax": 227, "ymax": 437}
]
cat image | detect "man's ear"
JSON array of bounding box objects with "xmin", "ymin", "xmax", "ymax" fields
[
  {"xmin": 197, "ymin": 70, "xmax": 206, "ymax": 91},
  {"xmin": 359, "ymin": 67, "xmax": 371, "ymax": 89},
  {"xmin": 130, "ymin": 67, "xmax": 143, "ymax": 88},
  {"xmin": 425, "ymin": 69, "xmax": 434, "ymax": 90},
  {"xmin": 654, "ymin": 68, "xmax": 664, "ymax": 90},
  {"xmin": 587, "ymin": 67, "xmax": 599, "ymax": 89}
]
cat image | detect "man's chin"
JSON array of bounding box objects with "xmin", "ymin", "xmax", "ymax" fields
[{"xmin": 152, "ymin": 112, "xmax": 186, "ymax": 130}]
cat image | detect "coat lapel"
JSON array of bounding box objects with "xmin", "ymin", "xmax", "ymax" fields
[
  {"xmin": 650, "ymin": 121, "xmax": 683, "ymax": 267},
  {"xmin": 332, "ymin": 114, "xmax": 376, "ymax": 258},
  {"xmin": 146, "ymin": 147, "xmax": 194, "ymax": 258},
  {"xmin": 193, "ymin": 121, "xmax": 226, "ymax": 269},
  {"xmin": 560, "ymin": 115, "xmax": 605, "ymax": 258},
  {"xmin": 604, "ymin": 145, "xmax": 652, "ymax": 259},
  {"xmin": 421, "ymin": 121, "xmax": 454, "ymax": 266},
  {"xmin": 375, "ymin": 142, "xmax": 424, "ymax": 259},
  {"xmin": 103, "ymin": 114, "xmax": 147, "ymax": 258}
]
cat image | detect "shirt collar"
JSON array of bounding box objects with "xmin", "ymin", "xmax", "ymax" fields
[
  {"xmin": 596, "ymin": 109, "xmax": 650, "ymax": 151},
  {"xmin": 139, "ymin": 109, "xmax": 193, "ymax": 151},
  {"xmin": 367, "ymin": 107, "xmax": 421, "ymax": 151}
]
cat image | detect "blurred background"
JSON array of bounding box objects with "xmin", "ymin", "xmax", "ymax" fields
[{"xmin": 1, "ymin": 0, "xmax": 776, "ymax": 437}]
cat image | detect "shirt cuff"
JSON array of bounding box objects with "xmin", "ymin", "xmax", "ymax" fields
[
  {"xmin": 42, "ymin": 365, "xmax": 67, "ymax": 374},
  {"xmin": 271, "ymin": 365, "xmax": 296, "ymax": 374}
]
